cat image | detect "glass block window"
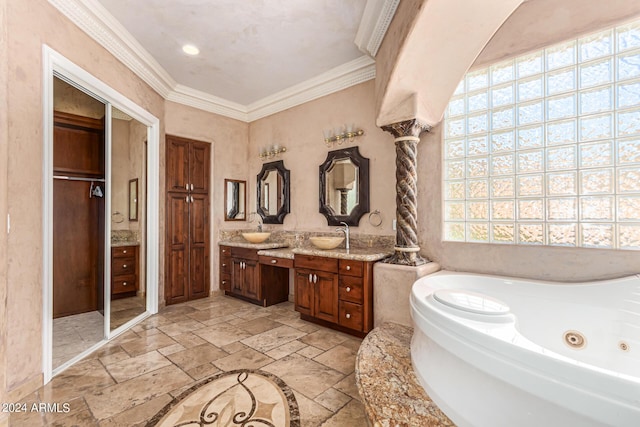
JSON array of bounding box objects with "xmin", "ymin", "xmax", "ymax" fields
[{"xmin": 443, "ymin": 20, "xmax": 640, "ymax": 249}]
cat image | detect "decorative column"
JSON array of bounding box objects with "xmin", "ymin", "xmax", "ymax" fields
[{"xmin": 382, "ymin": 119, "xmax": 431, "ymax": 266}]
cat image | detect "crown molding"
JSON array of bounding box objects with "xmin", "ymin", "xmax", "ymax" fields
[
  {"xmin": 355, "ymin": 0, "xmax": 400, "ymax": 57},
  {"xmin": 247, "ymin": 56, "xmax": 376, "ymax": 121},
  {"xmin": 48, "ymin": 0, "xmax": 175, "ymax": 98},
  {"xmin": 48, "ymin": 0, "xmax": 384, "ymax": 122},
  {"xmin": 167, "ymin": 85, "xmax": 249, "ymax": 122}
]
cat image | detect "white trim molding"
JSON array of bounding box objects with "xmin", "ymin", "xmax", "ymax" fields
[
  {"xmin": 247, "ymin": 56, "xmax": 376, "ymax": 122},
  {"xmin": 48, "ymin": 0, "xmax": 386, "ymax": 122},
  {"xmin": 355, "ymin": 0, "xmax": 401, "ymax": 57}
]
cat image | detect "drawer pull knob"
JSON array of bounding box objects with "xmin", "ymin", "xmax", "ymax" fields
[
  {"xmin": 222, "ymin": 249, "xmax": 226, "ymax": 253},
  {"xmin": 123, "ymin": 250, "xmax": 127, "ymax": 254},
  {"xmin": 222, "ymin": 263, "xmax": 226, "ymax": 267},
  {"xmin": 346, "ymin": 265, "xmax": 351, "ymax": 271},
  {"xmin": 271, "ymin": 259, "xmax": 277, "ymax": 264},
  {"xmin": 123, "ymin": 282, "xmax": 128, "ymax": 286},
  {"xmin": 222, "ymin": 280, "xmax": 227, "ymax": 284},
  {"xmin": 123, "ymin": 265, "xmax": 127, "ymax": 268},
  {"xmin": 346, "ymin": 313, "xmax": 351, "ymax": 319},
  {"xmin": 346, "ymin": 287, "xmax": 351, "ymax": 292}
]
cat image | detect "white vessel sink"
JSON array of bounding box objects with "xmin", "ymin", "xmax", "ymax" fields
[{"xmin": 242, "ymin": 232, "xmax": 271, "ymax": 243}]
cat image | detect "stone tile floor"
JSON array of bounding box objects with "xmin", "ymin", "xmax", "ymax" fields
[{"xmin": 12, "ymin": 295, "xmax": 367, "ymax": 426}]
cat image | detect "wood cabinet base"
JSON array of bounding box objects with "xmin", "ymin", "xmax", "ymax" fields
[{"xmin": 300, "ymin": 313, "xmax": 367, "ymax": 339}]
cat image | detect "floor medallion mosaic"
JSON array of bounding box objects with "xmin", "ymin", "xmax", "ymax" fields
[{"xmin": 147, "ymin": 369, "xmax": 300, "ymax": 427}]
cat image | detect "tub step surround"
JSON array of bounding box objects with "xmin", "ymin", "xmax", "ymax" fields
[{"xmin": 356, "ymin": 322, "xmax": 454, "ymax": 426}]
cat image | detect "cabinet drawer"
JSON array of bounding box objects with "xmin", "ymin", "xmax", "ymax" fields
[
  {"xmin": 112, "ymin": 246, "xmax": 136, "ymax": 258},
  {"xmin": 112, "ymin": 257, "xmax": 136, "ymax": 276},
  {"xmin": 220, "ymin": 273, "xmax": 231, "ymax": 291},
  {"xmin": 294, "ymin": 255, "xmax": 338, "ymax": 273},
  {"xmin": 339, "ymin": 300, "xmax": 363, "ymax": 331},
  {"xmin": 220, "ymin": 257, "xmax": 232, "ymax": 274},
  {"xmin": 231, "ymin": 247, "xmax": 259, "ymax": 261},
  {"xmin": 112, "ymin": 275, "xmax": 137, "ymax": 294},
  {"xmin": 338, "ymin": 275, "xmax": 363, "ymax": 304},
  {"xmin": 259, "ymin": 255, "xmax": 293, "ymax": 269},
  {"xmin": 220, "ymin": 246, "xmax": 232, "ymax": 256},
  {"xmin": 339, "ymin": 259, "xmax": 363, "ymax": 277}
]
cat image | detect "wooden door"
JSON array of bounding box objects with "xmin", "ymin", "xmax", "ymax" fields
[
  {"xmin": 53, "ymin": 111, "xmax": 104, "ymax": 318},
  {"xmin": 189, "ymin": 194, "xmax": 209, "ymax": 300},
  {"xmin": 53, "ymin": 180, "xmax": 100, "ymax": 317},
  {"xmin": 242, "ymin": 259, "xmax": 260, "ymax": 301},
  {"xmin": 314, "ymin": 270, "xmax": 339, "ymax": 323},
  {"xmin": 166, "ymin": 136, "xmax": 189, "ymax": 193},
  {"xmin": 190, "ymin": 142, "xmax": 210, "ymax": 194},
  {"xmin": 165, "ymin": 193, "xmax": 189, "ymax": 304},
  {"xmin": 294, "ymin": 269, "xmax": 313, "ymax": 316}
]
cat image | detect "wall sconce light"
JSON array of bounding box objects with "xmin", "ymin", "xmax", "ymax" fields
[
  {"xmin": 323, "ymin": 124, "xmax": 364, "ymax": 147},
  {"xmin": 258, "ymin": 144, "xmax": 287, "ymax": 160}
]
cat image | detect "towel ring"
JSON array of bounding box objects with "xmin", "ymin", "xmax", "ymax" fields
[
  {"xmin": 368, "ymin": 210, "xmax": 382, "ymax": 227},
  {"xmin": 112, "ymin": 211, "xmax": 125, "ymax": 223}
]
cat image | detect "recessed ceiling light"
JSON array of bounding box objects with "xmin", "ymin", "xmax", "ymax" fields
[{"xmin": 182, "ymin": 44, "xmax": 200, "ymax": 56}]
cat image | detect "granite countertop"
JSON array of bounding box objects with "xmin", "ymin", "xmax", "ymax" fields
[
  {"xmin": 111, "ymin": 241, "xmax": 140, "ymax": 247},
  {"xmin": 257, "ymin": 248, "xmax": 295, "ymax": 259},
  {"xmin": 356, "ymin": 323, "xmax": 455, "ymax": 426},
  {"xmin": 291, "ymin": 247, "xmax": 393, "ymax": 262},
  {"xmin": 218, "ymin": 240, "xmax": 289, "ymax": 250}
]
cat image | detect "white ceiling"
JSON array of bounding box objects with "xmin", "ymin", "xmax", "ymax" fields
[{"xmin": 95, "ymin": 0, "xmax": 368, "ymax": 106}]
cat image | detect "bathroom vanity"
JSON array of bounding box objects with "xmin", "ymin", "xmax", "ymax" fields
[
  {"xmin": 218, "ymin": 238, "xmax": 391, "ymax": 337},
  {"xmin": 111, "ymin": 244, "xmax": 139, "ymax": 297},
  {"xmin": 219, "ymin": 244, "xmax": 290, "ymax": 307}
]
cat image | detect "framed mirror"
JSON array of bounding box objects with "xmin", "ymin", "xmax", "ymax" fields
[
  {"xmin": 128, "ymin": 178, "xmax": 138, "ymax": 221},
  {"xmin": 257, "ymin": 160, "xmax": 290, "ymax": 224},
  {"xmin": 319, "ymin": 146, "xmax": 369, "ymax": 226},
  {"xmin": 224, "ymin": 179, "xmax": 246, "ymax": 221}
]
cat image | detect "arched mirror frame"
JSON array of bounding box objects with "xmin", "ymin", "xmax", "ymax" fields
[
  {"xmin": 257, "ymin": 160, "xmax": 290, "ymax": 224},
  {"xmin": 319, "ymin": 146, "xmax": 370, "ymax": 226}
]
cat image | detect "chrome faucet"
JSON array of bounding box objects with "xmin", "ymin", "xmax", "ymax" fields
[
  {"xmin": 336, "ymin": 221, "xmax": 350, "ymax": 250},
  {"xmin": 257, "ymin": 218, "xmax": 263, "ymax": 232}
]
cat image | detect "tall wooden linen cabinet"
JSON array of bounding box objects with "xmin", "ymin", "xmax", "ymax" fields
[{"xmin": 165, "ymin": 135, "xmax": 210, "ymax": 304}]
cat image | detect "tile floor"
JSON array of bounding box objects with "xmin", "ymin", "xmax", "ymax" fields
[
  {"xmin": 52, "ymin": 296, "xmax": 147, "ymax": 370},
  {"xmin": 52, "ymin": 311, "xmax": 104, "ymax": 370},
  {"xmin": 13, "ymin": 295, "xmax": 368, "ymax": 426}
]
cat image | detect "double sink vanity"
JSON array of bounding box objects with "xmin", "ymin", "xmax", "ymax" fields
[
  {"xmin": 221, "ymin": 145, "xmax": 392, "ymax": 337},
  {"xmin": 219, "ymin": 234, "xmax": 391, "ymax": 337}
]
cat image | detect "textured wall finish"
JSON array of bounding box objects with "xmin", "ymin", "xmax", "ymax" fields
[
  {"xmin": 0, "ymin": 0, "xmax": 8, "ymax": 414},
  {"xmin": 4, "ymin": 0, "xmax": 164, "ymax": 400}
]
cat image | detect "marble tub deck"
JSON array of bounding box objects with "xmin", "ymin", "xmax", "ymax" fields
[{"xmin": 355, "ymin": 322, "xmax": 454, "ymax": 426}]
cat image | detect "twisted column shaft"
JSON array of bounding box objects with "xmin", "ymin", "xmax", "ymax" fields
[{"xmin": 381, "ymin": 119, "xmax": 431, "ymax": 266}]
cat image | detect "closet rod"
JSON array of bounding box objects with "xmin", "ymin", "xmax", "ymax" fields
[{"xmin": 53, "ymin": 175, "xmax": 106, "ymax": 182}]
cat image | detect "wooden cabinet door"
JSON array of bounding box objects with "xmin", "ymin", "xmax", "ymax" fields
[
  {"xmin": 242, "ymin": 259, "xmax": 260, "ymax": 301},
  {"xmin": 314, "ymin": 270, "xmax": 339, "ymax": 323},
  {"xmin": 231, "ymin": 258, "xmax": 244, "ymax": 295},
  {"xmin": 294, "ymin": 269, "xmax": 313, "ymax": 316},
  {"xmin": 165, "ymin": 193, "xmax": 189, "ymax": 304},
  {"xmin": 189, "ymin": 194, "xmax": 209, "ymax": 299},
  {"xmin": 53, "ymin": 179, "xmax": 100, "ymax": 317},
  {"xmin": 190, "ymin": 142, "xmax": 210, "ymax": 194},
  {"xmin": 166, "ymin": 136, "xmax": 190, "ymax": 193}
]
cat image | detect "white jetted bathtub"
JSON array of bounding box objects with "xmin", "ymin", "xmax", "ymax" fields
[{"xmin": 410, "ymin": 271, "xmax": 640, "ymax": 427}]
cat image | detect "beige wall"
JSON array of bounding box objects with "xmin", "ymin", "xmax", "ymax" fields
[
  {"xmin": 164, "ymin": 101, "xmax": 250, "ymax": 296},
  {"xmin": 249, "ymin": 80, "xmax": 396, "ymax": 236},
  {"xmin": 3, "ymin": 0, "xmax": 164, "ymax": 400},
  {"xmin": 0, "ymin": 0, "xmax": 8, "ymax": 419}
]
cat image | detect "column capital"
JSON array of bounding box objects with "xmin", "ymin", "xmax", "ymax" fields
[{"xmin": 381, "ymin": 118, "xmax": 431, "ymax": 139}]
